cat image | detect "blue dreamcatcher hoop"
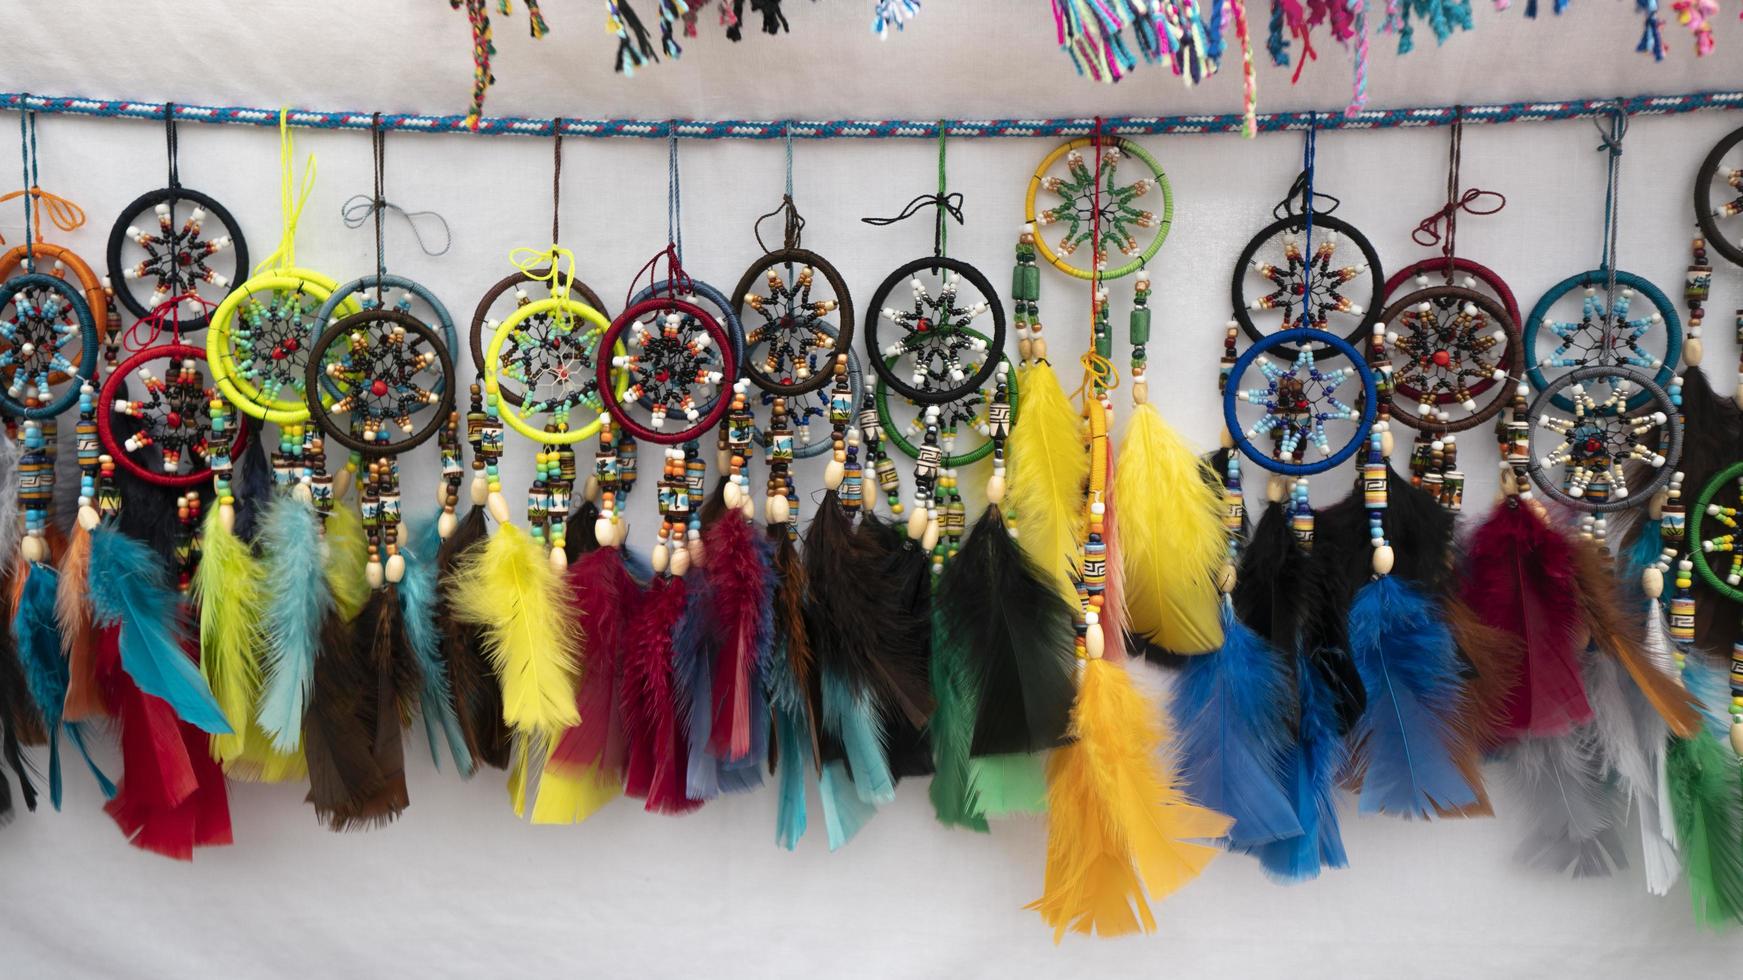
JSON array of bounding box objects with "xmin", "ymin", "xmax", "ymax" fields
[
  {"xmin": 0, "ymin": 272, "xmax": 98, "ymax": 419},
  {"xmin": 1222, "ymin": 326, "xmax": 1378, "ymax": 476}
]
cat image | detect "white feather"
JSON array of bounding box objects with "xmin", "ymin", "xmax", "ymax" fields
[{"xmin": 0, "ymin": 430, "xmax": 21, "ymax": 570}]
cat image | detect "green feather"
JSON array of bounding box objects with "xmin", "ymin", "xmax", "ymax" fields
[
  {"xmin": 1667, "ymin": 732, "xmax": 1743, "ymax": 928},
  {"xmin": 969, "ymin": 753, "xmax": 1048, "ymax": 818},
  {"xmin": 927, "ymin": 596, "xmax": 987, "ymax": 832}
]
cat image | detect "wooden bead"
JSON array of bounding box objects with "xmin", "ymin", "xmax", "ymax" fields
[
  {"xmin": 1371, "ymin": 544, "xmax": 1395, "ymax": 575},
  {"xmin": 670, "ymin": 545, "xmax": 690, "ymax": 577},
  {"xmin": 985, "ymin": 472, "xmax": 1007, "ymax": 505},
  {"xmin": 921, "ymin": 515, "xmax": 940, "ymax": 552},
  {"xmin": 438, "ymin": 510, "xmax": 458, "ymax": 539},
  {"xmin": 1731, "ymin": 723, "xmax": 1743, "ymax": 757},
  {"xmin": 823, "ymin": 459, "xmax": 845, "ymax": 490},
  {"xmin": 79, "ymin": 504, "xmax": 101, "ymax": 532},
  {"xmin": 21, "ymin": 537, "xmax": 43, "ymax": 563},
  {"xmin": 470, "ymin": 473, "xmax": 489, "ymax": 505},
  {"xmin": 550, "ymin": 548, "xmax": 568, "ymax": 573},
  {"xmin": 293, "ymin": 481, "xmax": 314, "ymax": 505},
  {"xmin": 1084, "ymin": 622, "xmax": 1105, "ymax": 660},
  {"xmin": 1266, "ymin": 475, "xmax": 1287, "ymax": 503},
  {"xmin": 366, "ymin": 561, "xmax": 386, "ymax": 589},
  {"xmin": 487, "ymin": 490, "xmax": 512, "ymax": 524},
  {"xmin": 595, "ymin": 514, "xmax": 616, "ymax": 547},
  {"xmin": 907, "ymin": 506, "xmax": 928, "ymax": 541},
  {"xmin": 1684, "ymin": 337, "xmax": 1704, "ymax": 368},
  {"xmin": 385, "ymin": 553, "xmax": 406, "ymax": 584},
  {"xmin": 687, "ymin": 536, "xmax": 706, "ymax": 570},
  {"xmin": 1641, "ymin": 566, "xmax": 1664, "ymax": 598},
  {"xmin": 651, "ymin": 544, "xmax": 669, "ymax": 574},
  {"xmin": 332, "ymin": 468, "xmax": 353, "ymax": 502},
  {"xmin": 1217, "ymin": 562, "xmax": 1237, "ymax": 594},
  {"xmin": 767, "ymin": 494, "xmax": 791, "ymax": 525},
  {"xmin": 723, "ymin": 481, "xmax": 743, "ymax": 511}
]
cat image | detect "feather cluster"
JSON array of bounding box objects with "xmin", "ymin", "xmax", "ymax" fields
[
  {"xmin": 404, "ymin": 519, "xmax": 472, "ymax": 777},
  {"xmin": 703, "ymin": 514, "xmax": 774, "ymax": 763},
  {"xmin": 257, "ymin": 497, "xmax": 333, "ymax": 751},
  {"xmin": 438, "ymin": 506, "xmax": 511, "ymax": 769},
  {"xmin": 1009, "ymin": 363, "xmax": 1088, "ymax": 609}
]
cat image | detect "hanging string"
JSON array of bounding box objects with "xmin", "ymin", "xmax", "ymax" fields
[
  {"xmin": 124, "ymin": 292, "xmax": 220, "ymax": 352},
  {"xmin": 1297, "ymin": 114, "xmax": 1318, "ymax": 331},
  {"xmin": 165, "ymin": 102, "xmax": 180, "ymax": 190},
  {"xmin": 936, "ymin": 122, "xmax": 949, "ymax": 258},
  {"xmin": 1593, "ymin": 101, "xmax": 1628, "ymax": 349},
  {"xmin": 253, "ymin": 109, "xmax": 319, "ymax": 276},
  {"xmin": 753, "ymin": 124, "xmax": 805, "ymax": 254},
  {"xmin": 1079, "ymin": 116, "xmax": 1118, "ymax": 398},
  {"xmin": 339, "ymin": 115, "xmax": 452, "ymax": 266},
  {"xmin": 668, "ymin": 127, "xmax": 683, "ymax": 265},
  {"xmin": 552, "ymin": 116, "xmax": 564, "ymax": 245},
  {"xmin": 1410, "ymin": 110, "xmax": 1506, "ymax": 279},
  {"xmin": 0, "ymin": 110, "xmax": 85, "ymax": 256}
]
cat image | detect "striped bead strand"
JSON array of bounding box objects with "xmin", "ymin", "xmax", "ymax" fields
[{"xmin": 436, "ymin": 403, "xmax": 463, "ymax": 539}]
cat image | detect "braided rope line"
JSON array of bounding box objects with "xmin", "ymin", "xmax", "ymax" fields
[{"xmin": 5, "ymin": 90, "xmax": 1741, "ymax": 140}]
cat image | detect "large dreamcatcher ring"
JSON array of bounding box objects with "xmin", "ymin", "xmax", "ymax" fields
[
  {"xmin": 484, "ymin": 295, "xmax": 625, "ymax": 445},
  {"xmin": 1523, "ymin": 269, "xmax": 1682, "ymax": 412},
  {"xmin": 864, "ymin": 256, "xmax": 1007, "ymax": 405},
  {"xmin": 1694, "ymin": 124, "xmax": 1743, "ymax": 269},
  {"xmin": 98, "ymin": 341, "xmax": 252, "ymax": 488},
  {"xmin": 468, "ymin": 268, "xmax": 612, "ymax": 406},
  {"xmin": 1376, "ymin": 284, "xmax": 1520, "ymax": 432},
  {"xmin": 752, "ymin": 322, "xmax": 864, "ymax": 459},
  {"xmin": 1231, "ymin": 213, "xmax": 1384, "ymax": 355},
  {"xmin": 1384, "ymin": 257, "xmax": 1522, "ymax": 328},
  {"xmin": 598, "ymin": 296, "xmax": 738, "ymax": 445},
  {"xmin": 1689, "ymin": 461, "xmax": 1743, "ymax": 604},
  {"xmin": 1222, "ymin": 327, "xmax": 1378, "ymax": 476},
  {"xmin": 105, "ymin": 186, "xmax": 248, "ymax": 329},
  {"xmin": 304, "ymin": 308, "xmax": 456, "ymax": 455},
  {"xmin": 0, "ymin": 243, "xmax": 111, "ymax": 355},
  {"xmin": 731, "ymin": 248, "xmax": 855, "ymax": 397},
  {"xmin": 1523, "ymin": 365, "xmax": 1680, "ymax": 513},
  {"xmin": 1024, "ymin": 136, "xmax": 1173, "ymax": 281},
  {"xmin": 208, "ymin": 269, "xmax": 361, "ymax": 424},
  {"xmin": 317, "ymin": 274, "xmax": 458, "ymax": 399},
  {"xmin": 874, "ymin": 327, "xmax": 1016, "ymax": 466},
  {"xmin": 0, "ymin": 273, "xmax": 99, "ymax": 419}
]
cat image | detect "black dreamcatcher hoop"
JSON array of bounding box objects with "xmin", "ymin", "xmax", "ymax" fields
[
  {"xmin": 732, "ymin": 197, "xmax": 854, "ymax": 398},
  {"xmin": 97, "ymin": 294, "xmax": 252, "ymax": 489},
  {"xmin": 304, "ymin": 307, "xmax": 456, "ymax": 455},
  {"xmin": 468, "ymin": 119, "xmax": 613, "ymax": 404},
  {"xmin": 861, "ymin": 130, "xmax": 1007, "ymax": 406},
  {"xmin": 1524, "ymin": 364, "xmax": 1680, "ymax": 513},
  {"xmin": 752, "ymin": 321, "xmax": 864, "ymax": 459},
  {"xmin": 106, "ymin": 107, "xmax": 248, "ymax": 330},
  {"xmin": 1694, "ymin": 123, "xmax": 1743, "ymax": 269},
  {"xmin": 1230, "ymin": 174, "xmax": 1384, "ymax": 357}
]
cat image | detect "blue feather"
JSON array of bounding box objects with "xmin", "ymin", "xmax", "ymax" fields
[
  {"xmin": 89, "ymin": 525, "xmax": 229, "ymax": 735},
  {"xmin": 1345, "ymin": 576, "xmax": 1476, "ymax": 817},
  {"xmin": 256, "ymin": 496, "xmax": 332, "ymax": 751},
  {"xmin": 673, "ymin": 579, "xmax": 723, "ymax": 801},
  {"xmin": 1681, "ymin": 651, "xmax": 1733, "ymax": 740},
  {"xmin": 770, "ymin": 657, "xmax": 812, "ymax": 850},
  {"xmin": 1620, "ymin": 518, "xmax": 1663, "ymax": 611},
  {"xmin": 15, "ymin": 563, "xmax": 116, "ymax": 806},
  {"xmin": 822, "ymin": 671, "xmax": 895, "ymax": 805},
  {"xmin": 1176, "ymin": 602, "xmax": 1303, "ymax": 849},
  {"xmin": 622, "ymin": 546, "xmax": 654, "ymax": 585},
  {"xmin": 404, "ymin": 518, "xmax": 474, "ymax": 777},
  {"xmin": 819, "ymin": 760, "xmax": 876, "ymax": 851},
  {"xmin": 1256, "ymin": 649, "xmax": 1350, "ymax": 882}
]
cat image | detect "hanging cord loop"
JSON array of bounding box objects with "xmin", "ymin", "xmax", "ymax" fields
[
  {"xmin": 339, "ymin": 115, "xmax": 452, "ymax": 270},
  {"xmin": 1297, "ymin": 115, "xmax": 1319, "ymax": 331},
  {"xmin": 754, "ymin": 123, "xmax": 805, "ymax": 253},
  {"xmin": 1411, "ymin": 110, "xmax": 1507, "ymax": 275},
  {"xmin": 551, "ymin": 116, "xmax": 564, "ymax": 245},
  {"xmin": 1078, "ymin": 116, "xmax": 1117, "ymax": 399},
  {"xmin": 1, "ymin": 110, "xmax": 85, "ymax": 259},
  {"xmin": 164, "ymin": 102, "xmax": 180, "ymax": 190},
  {"xmin": 1593, "ymin": 100, "xmax": 1628, "ymax": 351},
  {"xmin": 862, "ymin": 123, "xmax": 963, "ymax": 261}
]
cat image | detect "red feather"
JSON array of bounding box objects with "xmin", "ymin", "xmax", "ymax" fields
[
  {"xmin": 1460, "ymin": 502, "xmax": 1589, "ymax": 740},
  {"xmin": 98, "ymin": 628, "xmax": 231, "ymax": 859},
  {"xmin": 704, "ymin": 515, "xmax": 765, "ymax": 762},
  {"xmin": 621, "ymin": 575, "xmax": 700, "ymax": 814},
  {"xmin": 549, "ymin": 547, "xmax": 634, "ymax": 783}
]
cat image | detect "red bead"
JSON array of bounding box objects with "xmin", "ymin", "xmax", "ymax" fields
[
  {"xmin": 1432, "ymin": 350, "xmax": 1451, "ymax": 368},
  {"xmin": 371, "ymin": 379, "xmax": 389, "ymax": 397}
]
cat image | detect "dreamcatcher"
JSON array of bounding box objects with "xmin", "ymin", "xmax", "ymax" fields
[
  {"xmin": 1378, "ymin": 115, "xmax": 1520, "ymax": 508},
  {"xmin": 105, "ymin": 108, "xmax": 248, "ymax": 332},
  {"xmin": 1696, "ymin": 122, "xmax": 1743, "ymax": 271}
]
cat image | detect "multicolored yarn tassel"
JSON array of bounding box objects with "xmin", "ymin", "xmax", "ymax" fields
[
  {"xmin": 1672, "ymin": 0, "xmax": 1719, "ymax": 55},
  {"xmin": 450, "ymin": 0, "xmax": 550, "ymax": 127},
  {"xmin": 873, "ymin": 0, "xmax": 921, "ymax": 36}
]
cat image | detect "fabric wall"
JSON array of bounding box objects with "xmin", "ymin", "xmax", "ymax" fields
[{"xmin": 4, "ymin": 2, "xmax": 1743, "ymax": 975}]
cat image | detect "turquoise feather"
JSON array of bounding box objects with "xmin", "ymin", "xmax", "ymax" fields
[
  {"xmin": 14, "ymin": 564, "xmax": 121, "ymax": 806},
  {"xmin": 822, "ymin": 671, "xmax": 894, "ymax": 805},
  {"xmin": 256, "ymin": 496, "xmax": 331, "ymax": 750},
  {"xmin": 404, "ymin": 518, "xmax": 474, "ymax": 777},
  {"xmin": 773, "ymin": 702, "xmax": 810, "ymax": 850},
  {"xmin": 89, "ymin": 524, "xmax": 229, "ymax": 735},
  {"xmin": 819, "ymin": 760, "xmax": 876, "ymax": 851}
]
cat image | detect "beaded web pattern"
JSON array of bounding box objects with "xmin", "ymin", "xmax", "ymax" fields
[
  {"xmin": 744, "ymin": 262, "xmax": 839, "ymax": 388},
  {"xmin": 1234, "ymin": 347, "xmax": 1364, "ymax": 465},
  {"xmin": 1389, "ymin": 296, "xmax": 1508, "ymax": 416},
  {"xmin": 229, "ymin": 284, "xmax": 326, "ymax": 404},
  {"xmin": 878, "ymin": 269, "xmax": 993, "ymax": 394},
  {"xmin": 499, "ymin": 309, "xmax": 608, "ymax": 427},
  {"xmin": 120, "ymin": 202, "xmax": 234, "ymax": 311},
  {"xmin": 1706, "ymin": 156, "xmax": 1743, "ymax": 244},
  {"xmin": 1532, "ymin": 375, "xmax": 1670, "ymax": 503},
  {"xmin": 614, "ymin": 307, "xmax": 727, "ymax": 434},
  {"xmin": 1699, "ymin": 475, "xmax": 1743, "ymax": 589},
  {"xmin": 753, "ymin": 341, "xmax": 857, "ymax": 455},
  {"xmin": 322, "ymin": 318, "xmax": 446, "ymax": 448},
  {"xmin": 1035, "ymin": 145, "xmax": 1160, "ymax": 263},
  {"xmin": 1534, "ymin": 286, "xmax": 1666, "ymax": 373},
  {"xmin": 114, "ymin": 358, "xmax": 222, "ymax": 476},
  {"xmin": 1243, "ymin": 229, "xmax": 1370, "ymax": 331},
  {"xmin": 323, "ymin": 287, "xmax": 448, "ymax": 399},
  {"xmin": 0, "ymin": 279, "xmax": 82, "ymax": 406}
]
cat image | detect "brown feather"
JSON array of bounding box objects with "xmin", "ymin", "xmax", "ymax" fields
[
  {"xmin": 1569, "ymin": 538, "xmax": 1702, "ymax": 738},
  {"xmin": 769, "ymin": 526, "xmax": 818, "ymax": 761},
  {"xmin": 1435, "ymin": 597, "xmax": 1523, "ymax": 817},
  {"xmin": 314, "ymin": 591, "xmax": 411, "ymax": 831},
  {"xmin": 437, "ymin": 507, "xmax": 511, "ymax": 770},
  {"xmin": 302, "ymin": 606, "xmax": 383, "ymax": 824}
]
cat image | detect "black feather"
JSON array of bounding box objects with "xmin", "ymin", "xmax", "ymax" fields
[
  {"xmin": 698, "ymin": 476, "xmax": 728, "ymax": 530},
  {"xmin": 564, "ymin": 499, "xmax": 600, "ymax": 566},
  {"xmin": 230, "ymin": 434, "xmax": 274, "ymax": 544},
  {"xmin": 879, "ymin": 535, "xmax": 936, "ymax": 779},
  {"xmin": 436, "ymin": 506, "xmax": 511, "ymax": 770},
  {"xmin": 935, "ymin": 504, "xmax": 1076, "ymax": 756},
  {"xmin": 1234, "ymin": 501, "xmax": 1312, "ymax": 649},
  {"xmin": 302, "ymin": 604, "xmax": 384, "ymax": 827}
]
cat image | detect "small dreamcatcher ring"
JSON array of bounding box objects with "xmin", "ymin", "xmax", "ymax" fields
[
  {"xmin": 1688, "ymin": 461, "xmax": 1743, "ymax": 604},
  {"xmin": 1230, "ymin": 212, "xmax": 1384, "ymax": 356},
  {"xmin": 598, "ymin": 297, "xmax": 738, "ymax": 445},
  {"xmin": 316, "ymin": 274, "xmax": 458, "ymax": 400},
  {"xmin": 304, "ymin": 308, "xmax": 456, "ymax": 455},
  {"xmin": 484, "ymin": 296, "xmax": 626, "ymax": 445},
  {"xmin": 1383, "ymin": 257, "xmax": 1522, "ymax": 328},
  {"xmin": 1694, "ymin": 124, "xmax": 1743, "ymax": 269},
  {"xmin": 208, "ymin": 269, "xmax": 361, "ymax": 424},
  {"xmin": 0, "ymin": 242, "xmax": 110, "ymax": 375},
  {"xmin": 468, "ymin": 267, "xmax": 613, "ymax": 406},
  {"xmin": 1222, "ymin": 327, "xmax": 1378, "ymax": 476},
  {"xmin": 98, "ymin": 342, "xmax": 252, "ymax": 488},
  {"xmin": 0, "ymin": 272, "xmax": 99, "ymax": 419},
  {"xmin": 1523, "ymin": 364, "xmax": 1680, "ymax": 513},
  {"xmin": 864, "ymin": 256, "xmax": 1007, "ymax": 405},
  {"xmin": 874, "ymin": 330, "xmax": 1018, "ymax": 467},
  {"xmin": 752, "ymin": 323, "xmax": 864, "ymax": 459},
  {"xmin": 1377, "ymin": 284, "xmax": 1520, "ymax": 433},
  {"xmin": 628, "ymin": 277, "xmax": 747, "ymax": 378},
  {"xmin": 731, "ymin": 247, "xmax": 855, "ymax": 397},
  {"xmin": 1024, "ymin": 136, "xmax": 1173, "ymax": 281},
  {"xmin": 105, "ymin": 186, "xmax": 248, "ymax": 330},
  {"xmin": 1523, "ymin": 268, "xmax": 1682, "ymax": 413}
]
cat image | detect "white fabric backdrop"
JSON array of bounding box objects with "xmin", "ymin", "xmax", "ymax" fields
[{"xmin": 4, "ymin": 2, "xmax": 1743, "ymax": 976}]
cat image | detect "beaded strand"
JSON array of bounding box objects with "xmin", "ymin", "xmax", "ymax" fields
[{"xmin": 436, "ymin": 403, "xmax": 463, "ymax": 538}]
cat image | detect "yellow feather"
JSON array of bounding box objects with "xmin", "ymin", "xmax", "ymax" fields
[
  {"xmin": 194, "ymin": 510, "xmax": 306, "ymax": 781},
  {"xmin": 530, "ymin": 740, "xmax": 619, "ymax": 824},
  {"xmin": 508, "ymin": 736, "xmax": 533, "ymax": 818},
  {"xmin": 1030, "ymin": 659, "xmax": 1230, "ymax": 940},
  {"xmin": 1009, "ymin": 363, "xmax": 1088, "ymax": 609},
  {"xmin": 451, "ymin": 524, "xmax": 581, "ymax": 739},
  {"xmin": 1114, "ymin": 404, "xmax": 1225, "ymax": 654},
  {"xmin": 324, "ymin": 501, "xmax": 370, "ymax": 622}
]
